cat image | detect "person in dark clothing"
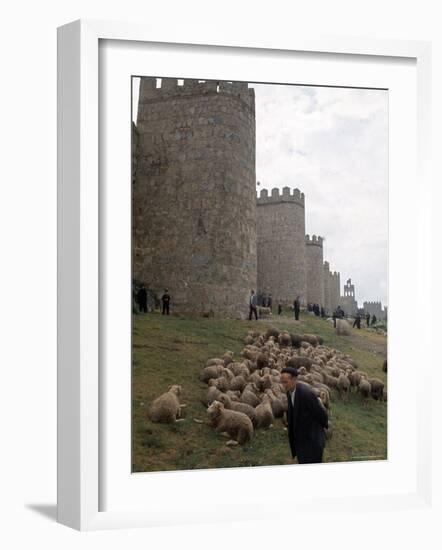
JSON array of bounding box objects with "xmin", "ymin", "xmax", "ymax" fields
[
  {"xmin": 353, "ymin": 313, "xmax": 361, "ymax": 329},
  {"xmin": 293, "ymin": 296, "xmax": 301, "ymax": 321},
  {"xmin": 336, "ymin": 306, "xmax": 345, "ymax": 319},
  {"xmin": 281, "ymin": 367, "xmax": 328, "ymax": 464},
  {"xmin": 268, "ymin": 294, "xmax": 272, "ymax": 311},
  {"xmin": 366, "ymin": 313, "xmax": 370, "ymax": 327},
  {"xmin": 332, "ymin": 310, "xmax": 337, "ymax": 328},
  {"xmin": 161, "ymin": 289, "xmax": 171, "ymax": 315},
  {"xmin": 278, "ymin": 303, "xmax": 282, "ymax": 315},
  {"xmin": 137, "ymin": 285, "xmax": 148, "ymax": 313},
  {"xmin": 371, "ymin": 315, "xmax": 377, "ymax": 326},
  {"xmin": 320, "ymin": 306, "xmax": 325, "ymax": 318},
  {"xmin": 249, "ymin": 289, "xmax": 258, "ymax": 321}
]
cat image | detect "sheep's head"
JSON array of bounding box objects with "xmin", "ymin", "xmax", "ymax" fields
[
  {"xmin": 168, "ymin": 385, "xmax": 182, "ymax": 396},
  {"xmin": 207, "ymin": 400, "xmax": 224, "ymax": 417}
]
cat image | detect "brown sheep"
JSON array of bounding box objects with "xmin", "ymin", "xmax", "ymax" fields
[
  {"xmin": 264, "ymin": 389, "xmax": 285, "ymax": 418},
  {"xmin": 148, "ymin": 385, "xmax": 184, "ymax": 423},
  {"xmin": 301, "ymin": 334, "xmax": 319, "ymax": 347},
  {"xmin": 255, "ymin": 394, "xmax": 274, "ymax": 429},
  {"xmin": 265, "ymin": 327, "xmax": 280, "ymax": 340},
  {"xmin": 256, "ymin": 352, "xmax": 270, "ymax": 370},
  {"xmin": 205, "ymin": 385, "xmax": 223, "ymax": 406},
  {"xmin": 200, "ymin": 364, "xmax": 225, "ymax": 383},
  {"xmin": 229, "ymin": 374, "xmax": 247, "ymax": 392},
  {"xmin": 225, "ymin": 390, "xmax": 241, "ymax": 401},
  {"xmin": 256, "ymin": 373, "xmax": 273, "ymax": 392},
  {"xmin": 218, "ymin": 394, "xmax": 257, "ymax": 425},
  {"xmin": 208, "ymin": 377, "xmax": 229, "ymax": 393},
  {"xmin": 227, "ymin": 361, "xmax": 250, "ymax": 378},
  {"xmin": 348, "ymin": 371, "xmax": 362, "ymax": 392},
  {"xmin": 278, "ymin": 331, "xmax": 292, "ymax": 347},
  {"xmin": 206, "ymin": 357, "xmax": 224, "ymax": 367},
  {"xmin": 290, "ymin": 333, "xmax": 302, "ymax": 348},
  {"xmin": 358, "ymin": 379, "xmax": 371, "ymax": 407},
  {"xmin": 337, "ymin": 373, "xmax": 351, "ymax": 401},
  {"xmin": 207, "ymin": 401, "xmax": 254, "ymax": 445},
  {"xmin": 240, "ymin": 388, "xmax": 261, "ymax": 408},
  {"xmin": 222, "ymin": 351, "xmax": 234, "ymax": 366},
  {"xmin": 322, "ymin": 372, "xmax": 339, "ymax": 389},
  {"xmin": 368, "ymin": 378, "xmax": 385, "ymax": 401},
  {"xmin": 287, "ymin": 356, "xmax": 313, "ymax": 371}
]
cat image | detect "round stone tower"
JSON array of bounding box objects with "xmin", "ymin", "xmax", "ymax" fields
[
  {"xmin": 257, "ymin": 187, "xmax": 307, "ymax": 306},
  {"xmin": 305, "ymin": 234, "xmax": 324, "ymax": 307},
  {"xmin": 133, "ymin": 77, "xmax": 257, "ymax": 318},
  {"xmin": 323, "ymin": 261, "xmax": 331, "ymax": 314}
]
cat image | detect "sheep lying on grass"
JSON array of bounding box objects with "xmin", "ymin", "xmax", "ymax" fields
[
  {"xmin": 149, "ymin": 385, "xmax": 184, "ymax": 423},
  {"xmin": 207, "ymin": 400, "xmax": 254, "ymax": 445}
]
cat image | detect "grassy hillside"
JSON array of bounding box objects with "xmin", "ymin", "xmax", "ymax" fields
[{"xmin": 132, "ymin": 311, "xmax": 387, "ymax": 472}]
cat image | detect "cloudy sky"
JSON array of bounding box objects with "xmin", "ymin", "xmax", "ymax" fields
[
  {"xmin": 252, "ymin": 83, "xmax": 388, "ymax": 307},
  {"xmin": 132, "ymin": 79, "xmax": 388, "ymax": 307}
]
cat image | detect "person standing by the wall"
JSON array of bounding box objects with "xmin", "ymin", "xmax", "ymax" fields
[
  {"xmin": 353, "ymin": 313, "xmax": 361, "ymax": 329},
  {"xmin": 278, "ymin": 303, "xmax": 282, "ymax": 315},
  {"xmin": 161, "ymin": 289, "xmax": 171, "ymax": 315},
  {"xmin": 137, "ymin": 284, "xmax": 148, "ymax": 313},
  {"xmin": 366, "ymin": 313, "xmax": 370, "ymax": 327},
  {"xmin": 249, "ymin": 289, "xmax": 258, "ymax": 321},
  {"xmin": 293, "ymin": 296, "xmax": 301, "ymax": 321}
]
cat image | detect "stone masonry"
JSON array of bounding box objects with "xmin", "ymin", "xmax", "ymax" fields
[
  {"xmin": 133, "ymin": 77, "xmax": 385, "ymax": 318},
  {"xmin": 257, "ymin": 187, "xmax": 307, "ymax": 306},
  {"xmin": 133, "ymin": 77, "xmax": 257, "ymax": 318},
  {"xmin": 305, "ymin": 235, "xmax": 324, "ymax": 306}
]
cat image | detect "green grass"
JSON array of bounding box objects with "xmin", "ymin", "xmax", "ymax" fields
[{"xmin": 132, "ymin": 311, "xmax": 387, "ymax": 472}]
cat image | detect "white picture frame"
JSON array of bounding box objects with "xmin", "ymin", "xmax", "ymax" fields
[{"xmin": 57, "ymin": 19, "xmax": 432, "ymax": 531}]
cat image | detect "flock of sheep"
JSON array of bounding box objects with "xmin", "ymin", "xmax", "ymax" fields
[{"xmin": 147, "ymin": 327, "xmax": 387, "ymax": 448}]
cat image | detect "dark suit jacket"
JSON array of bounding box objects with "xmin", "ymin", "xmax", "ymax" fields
[{"xmin": 286, "ymin": 382, "xmax": 328, "ymax": 463}]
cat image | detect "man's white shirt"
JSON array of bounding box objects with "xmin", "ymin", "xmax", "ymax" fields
[{"xmin": 290, "ymin": 388, "xmax": 296, "ymax": 406}]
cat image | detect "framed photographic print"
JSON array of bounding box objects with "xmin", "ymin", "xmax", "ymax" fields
[{"xmin": 57, "ymin": 19, "xmax": 432, "ymax": 530}]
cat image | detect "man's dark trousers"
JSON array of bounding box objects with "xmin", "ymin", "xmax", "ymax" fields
[{"xmin": 249, "ymin": 305, "xmax": 258, "ymax": 320}]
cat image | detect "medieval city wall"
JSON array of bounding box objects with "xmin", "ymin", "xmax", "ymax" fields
[
  {"xmin": 257, "ymin": 187, "xmax": 307, "ymax": 306},
  {"xmin": 305, "ymin": 235, "xmax": 324, "ymax": 306},
  {"xmin": 133, "ymin": 77, "xmax": 257, "ymax": 318}
]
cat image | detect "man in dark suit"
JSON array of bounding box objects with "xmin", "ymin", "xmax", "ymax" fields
[
  {"xmin": 281, "ymin": 367, "xmax": 329, "ymax": 464},
  {"xmin": 137, "ymin": 284, "xmax": 148, "ymax": 313},
  {"xmin": 293, "ymin": 296, "xmax": 301, "ymax": 321}
]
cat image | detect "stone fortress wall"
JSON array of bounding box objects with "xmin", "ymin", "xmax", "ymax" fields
[
  {"xmin": 133, "ymin": 77, "xmax": 257, "ymax": 318},
  {"xmin": 133, "ymin": 77, "xmax": 385, "ymax": 318},
  {"xmin": 257, "ymin": 187, "xmax": 306, "ymax": 306},
  {"xmin": 305, "ymin": 235, "xmax": 324, "ymax": 307}
]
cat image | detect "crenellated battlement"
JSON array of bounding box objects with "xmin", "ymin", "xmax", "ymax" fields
[
  {"xmin": 323, "ymin": 261, "xmax": 330, "ymax": 270},
  {"xmin": 138, "ymin": 77, "xmax": 255, "ymax": 110},
  {"xmin": 256, "ymin": 186, "xmax": 305, "ymax": 207},
  {"xmin": 305, "ymin": 234, "xmax": 323, "ymax": 247},
  {"xmin": 363, "ymin": 301, "xmax": 382, "ymax": 306}
]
